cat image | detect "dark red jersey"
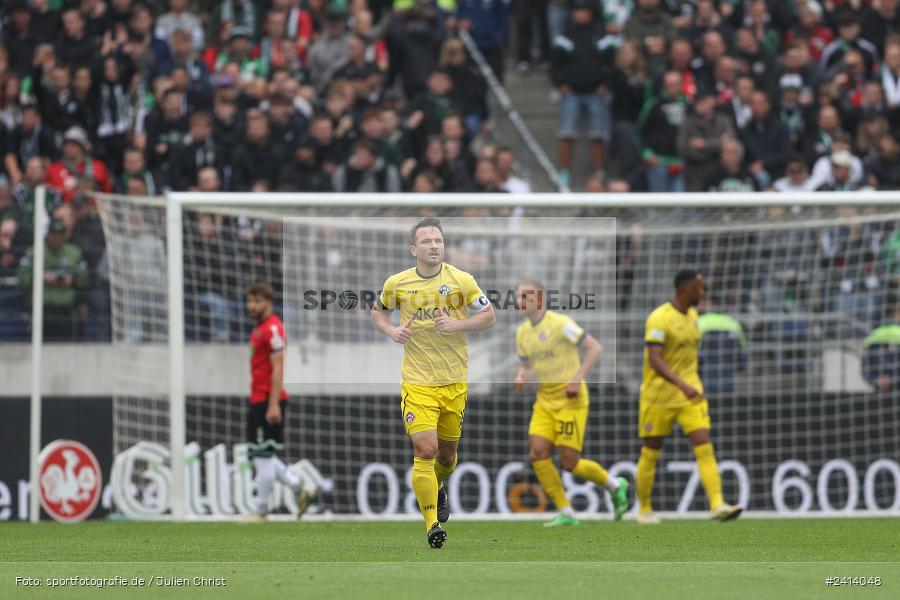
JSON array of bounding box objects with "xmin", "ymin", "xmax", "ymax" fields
[{"xmin": 250, "ymin": 314, "xmax": 288, "ymax": 404}]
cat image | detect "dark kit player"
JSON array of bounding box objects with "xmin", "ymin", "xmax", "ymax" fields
[{"xmin": 246, "ymin": 282, "xmax": 310, "ymax": 519}]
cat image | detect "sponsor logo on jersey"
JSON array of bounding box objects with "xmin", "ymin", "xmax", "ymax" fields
[
  {"xmin": 438, "ymin": 285, "xmax": 451, "ymax": 296},
  {"xmin": 538, "ymin": 330, "xmax": 549, "ymax": 342}
]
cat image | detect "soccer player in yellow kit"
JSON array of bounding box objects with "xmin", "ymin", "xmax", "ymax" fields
[
  {"xmin": 371, "ymin": 217, "xmax": 496, "ymax": 548},
  {"xmin": 514, "ymin": 279, "xmax": 629, "ymax": 526},
  {"xmin": 635, "ymin": 269, "xmax": 742, "ymax": 525}
]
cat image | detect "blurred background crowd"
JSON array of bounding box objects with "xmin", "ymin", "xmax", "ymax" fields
[{"xmin": 1, "ymin": 0, "xmax": 899, "ymax": 375}]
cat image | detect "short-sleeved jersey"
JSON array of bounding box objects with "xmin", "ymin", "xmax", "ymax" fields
[
  {"xmin": 516, "ymin": 310, "xmax": 588, "ymax": 410},
  {"xmin": 641, "ymin": 302, "xmax": 703, "ymax": 408},
  {"xmin": 379, "ymin": 262, "xmax": 489, "ymax": 386},
  {"xmin": 250, "ymin": 314, "xmax": 288, "ymax": 404}
]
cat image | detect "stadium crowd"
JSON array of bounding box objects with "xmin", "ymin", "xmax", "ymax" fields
[
  {"xmin": 536, "ymin": 0, "xmax": 900, "ymax": 192},
  {"xmin": 0, "ymin": 0, "xmax": 525, "ymax": 340},
  {"xmin": 0, "ymin": 0, "xmax": 899, "ymax": 353}
]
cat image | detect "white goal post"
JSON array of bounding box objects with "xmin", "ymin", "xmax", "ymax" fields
[{"xmin": 91, "ymin": 191, "xmax": 900, "ymax": 521}]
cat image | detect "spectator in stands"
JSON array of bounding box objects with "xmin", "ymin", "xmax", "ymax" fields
[
  {"xmin": 815, "ymin": 150, "xmax": 862, "ymax": 192},
  {"xmin": 456, "ymin": 0, "xmax": 511, "ymax": 82},
  {"xmin": 358, "ymin": 108, "xmax": 402, "ymax": 168},
  {"xmin": 390, "ymin": 5, "xmax": 443, "ymax": 101},
  {"xmin": 740, "ymin": 90, "xmax": 791, "ymax": 187},
  {"xmin": 2, "ymin": 1, "xmax": 38, "ymax": 78},
  {"xmin": 277, "ymin": 138, "xmax": 333, "ymax": 192},
  {"xmin": 515, "ymin": 0, "xmax": 549, "ymax": 72},
  {"xmin": 406, "ymin": 69, "xmax": 459, "ymax": 158},
  {"xmin": 332, "ymin": 33, "xmax": 378, "ymax": 93},
  {"xmin": 667, "ymin": 38, "xmax": 697, "ymax": 102},
  {"xmin": 208, "ymin": 0, "xmax": 261, "ymax": 51},
  {"xmin": 0, "ymin": 212, "xmax": 28, "ymax": 340},
  {"xmin": 411, "ymin": 169, "xmax": 439, "ymax": 193},
  {"xmin": 471, "ymin": 157, "xmax": 506, "ymax": 193},
  {"xmin": 155, "ymin": 0, "xmax": 204, "ymax": 52},
  {"xmin": 862, "ymin": 304, "xmax": 900, "ymax": 392},
  {"xmin": 169, "ymin": 28, "xmax": 213, "ymax": 110},
  {"xmin": 34, "ymin": 62, "xmax": 86, "ymax": 135},
  {"xmin": 439, "ymin": 37, "xmax": 488, "ymax": 134},
  {"xmin": 3, "ymin": 103, "xmax": 56, "ymax": 187},
  {"xmin": 608, "ymin": 40, "xmax": 646, "ymax": 180},
  {"xmin": 93, "ymin": 57, "xmax": 131, "ymax": 176},
  {"xmin": 551, "ymin": 1, "xmax": 611, "ymax": 187},
  {"xmin": 127, "ymin": 3, "xmax": 173, "ymax": 77},
  {"xmin": 441, "ymin": 137, "xmax": 475, "ymax": 191},
  {"xmin": 308, "ymin": 113, "xmax": 342, "ymax": 176},
  {"xmin": 624, "ymin": 0, "xmax": 673, "ymax": 76},
  {"xmin": 704, "ymin": 137, "xmax": 760, "ymax": 192},
  {"xmin": 55, "ymin": 9, "xmax": 95, "ymax": 70},
  {"xmin": 46, "ymin": 126, "xmax": 112, "ymax": 202},
  {"xmin": 773, "ymin": 156, "xmax": 810, "ymax": 192},
  {"xmin": 807, "ymin": 135, "xmax": 861, "ymax": 191},
  {"xmin": 233, "ymin": 109, "xmax": 279, "ymax": 190},
  {"xmin": 638, "ymin": 70, "xmax": 687, "ymax": 192},
  {"xmin": 144, "ymin": 88, "xmax": 188, "ymax": 180},
  {"xmin": 308, "ymin": 10, "xmax": 350, "ymax": 92},
  {"xmin": 880, "ymin": 39, "xmax": 900, "ymax": 124},
  {"xmin": 332, "ymin": 139, "xmax": 401, "ymax": 193},
  {"xmin": 805, "ymin": 104, "xmax": 845, "ymax": 165},
  {"xmin": 677, "ymin": 87, "xmax": 734, "ymax": 192},
  {"xmin": 0, "ymin": 216, "xmax": 21, "ymax": 279},
  {"xmin": 12, "ymin": 157, "xmax": 56, "ymax": 229},
  {"xmin": 820, "ymin": 11, "xmax": 879, "ymax": 75},
  {"xmin": 18, "ymin": 218, "xmax": 89, "ymax": 341},
  {"xmin": 495, "ymin": 146, "xmax": 530, "ymax": 194},
  {"xmin": 692, "ymin": 30, "xmax": 727, "ymax": 95},
  {"xmin": 777, "ymin": 74, "xmax": 814, "ymax": 154},
  {"xmin": 214, "ymin": 27, "xmax": 264, "ymax": 81},
  {"xmin": 786, "ymin": 1, "xmax": 833, "ymax": 64},
  {"xmin": 735, "ymin": 26, "xmax": 777, "ymax": 97},
  {"xmin": 405, "ymin": 136, "xmax": 448, "ymax": 191},
  {"xmin": 170, "ymin": 111, "xmax": 225, "ymax": 191},
  {"xmin": 866, "ymin": 134, "xmax": 900, "ymax": 190},
  {"xmin": 116, "ymin": 147, "xmax": 159, "ymax": 195},
  {"xmin": 546, "ymin": 0, "xmax": 570, "ymax": 43}
]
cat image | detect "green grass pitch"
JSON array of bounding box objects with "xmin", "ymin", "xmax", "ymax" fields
[{"xmin": 1, "ymin": 519, "xmax": 897, "ymax": 599}]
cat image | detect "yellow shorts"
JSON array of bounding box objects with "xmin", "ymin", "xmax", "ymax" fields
[
  {"xmin": 528, "ymin": 402, "xmax": 589, "ymax": 452},
  {"xmin": 638, "ymin": 400, "xmax": 711, "ymax": 438},
  {"xmin": 401, "ymin": 382, "xmax": 467, "ymax": 440}
]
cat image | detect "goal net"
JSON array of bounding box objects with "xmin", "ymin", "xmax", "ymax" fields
[{"xmin": 96, "ymin": 192, "xmax": 900, "ymax": 519}]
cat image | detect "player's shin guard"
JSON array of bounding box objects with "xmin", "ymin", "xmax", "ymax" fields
[
  {"xmin": 434, "ymin": 454, "xmax": 458, "ymax": 485},
  {"xmin": 253, "ymin": 457, "xmax": 277, "ymax": 514},
  {"xmin": 636, "ymin": 446, "xmax": 661, "ymax": 513},
  {"xmin": 532, "ymin": 458, "xmax": 570, "ymax": 510},
  {"xmin": 412, "ymin": 457, "xmax": 439, "ymax": 530},
  {"xmin": 694, "ymin": 442, "xmax": 724, "ymax": 511}
]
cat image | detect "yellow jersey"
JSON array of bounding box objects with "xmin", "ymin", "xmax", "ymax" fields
[
  {"xmin": 516, "ymin": 310, "xmax": 588, "ymax": 410},
  {"xmin": 379, "ymin": 262, "xmax": 489, "ymax": 386},
  {"xmin": 641, "ymin": 302, "xmax": 703, "ymax": 408}
]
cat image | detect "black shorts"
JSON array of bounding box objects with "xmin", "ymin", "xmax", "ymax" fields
[{"xmin": 247, "ymin": 401, "xmax": 287, "ymax": 456}]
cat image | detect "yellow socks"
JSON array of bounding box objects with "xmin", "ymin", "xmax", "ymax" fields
[
  {"xmin": 636, "ymin": 446, "xmax": 660, "ymax": 513},
  {"xmin": 572, "ymin": 458, "xmax": 610, "ymax": 487},
  {"xmin": 412, "ymin": 457, "xmax": 438, "ymax": 530},
  {"xmin": 532, "ymin": 458, "xmax": 570, "ymax": 510},
  {"xmin": 435, "ymin": 454, "xmax": 458, "ymax": 486},
  {"xmin": 694, "ymin": 442, "xmax": 724, "ymax": 511}
]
